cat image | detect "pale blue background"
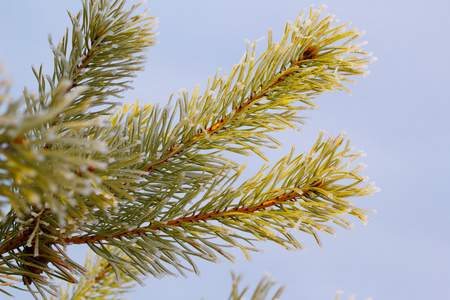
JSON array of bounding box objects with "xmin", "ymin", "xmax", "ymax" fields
[{"xmin": 1, "ymin": 1, "xmax": 449, "ymax": 299}]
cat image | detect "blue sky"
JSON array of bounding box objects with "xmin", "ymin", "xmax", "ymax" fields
[{"xmin": 1, "ymin": 1, "xmax": 449, "ymax": 299}]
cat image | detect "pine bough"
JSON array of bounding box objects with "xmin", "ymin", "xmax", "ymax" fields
[{"xmin": 0, "ymin": 1, "xmax": 377, "ymax": 299}]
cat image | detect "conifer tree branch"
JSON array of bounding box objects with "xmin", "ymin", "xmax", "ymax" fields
[
  {"xmin": 0, "ymin": 132, "xmax": 377, "ymax": 293},
  {"xmin": 229, "ymin": 272, "xmax": 285, "ymax": 300},
  {"xmin": 0, "ymin": 167, "xmax": 340, "ymax": 253},
  {"xmin": 143, "ymin": 47, "xmax": 320, "ymax": 173},
  {"xmin": 0, "ymin": 0, "xmax": 157, "ymax": 220},
  {"xmin": 44, "ymin": 0, "xmax": 157, "ymax": 117},
  {"xmin": 0, "ymin": 2, "xmax": 379, "ymax": 298},
  {"xmin": 140, "ymin": 5, "xmax": 373, "ymax": 181},
  {"xmin": 62, "ymin": 188, "xmax": 305, "ymax": 245},
  {"xmin": 9, "ymin": 132, "xmax": 374, "ymax": 269},
  {"xmin": 50, "ymin": 249, "xmax": 141, "ymax": 300},
  {"xmin": 0, "ymin": 197, "xmax": 271, "ymax": 256}
]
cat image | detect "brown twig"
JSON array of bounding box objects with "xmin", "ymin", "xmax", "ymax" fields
[{"xmin": 64, "ymin": 189, "xmax": 308, "ymax": 245}]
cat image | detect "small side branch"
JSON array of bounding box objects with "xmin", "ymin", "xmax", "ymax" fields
[{"xmin": 144, "ymin": 50, "xmax": 315, "ymax": 173}]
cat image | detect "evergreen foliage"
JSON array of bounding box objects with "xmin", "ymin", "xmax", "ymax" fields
[{"xmin": 0, "ymin": 1, "xmax": 377, "ymax": 299}]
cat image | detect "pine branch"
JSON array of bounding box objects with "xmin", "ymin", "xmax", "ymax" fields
[
  {"xmin": 94, "ymin": 6, "xmax": 376, "ymax": 232},
  {"xmin": 50, "ymin": 249, "xmax": 142, "ymax": 300},
  {"xmin": 141, "ymin": 5, "xmax": 373, "ymax": 175},
  {"xmin": 43, "ymin": 0, "xmax": 157, "ymax": 119},
  {"xmin": 0, "ymin": 2, "xmax": 378, "ymax": 298},
  {"xmin": 228, "ymin": 273, "xmax": 372, "ymax": 300},
  {"xmin": 61, "ymin": 187, "xmax": 306, "ymax": 245},
  {"xmin": 228, "ymin": 272, "xmax": 284, "ymax": 300},
  {"xmin": 0, "ymin": 132, "xmax": 377, "ymax": 295},
  {"xmin": 0, "ymin": 132, "xmax": 375, "ymax": 272},
  {"xmin": 0, "ymin": 0, "xmax": 157, "ymax": 220},
  {"xmin": 72, "ymin": 5, "xmax": 377, "ymax": 243}
]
